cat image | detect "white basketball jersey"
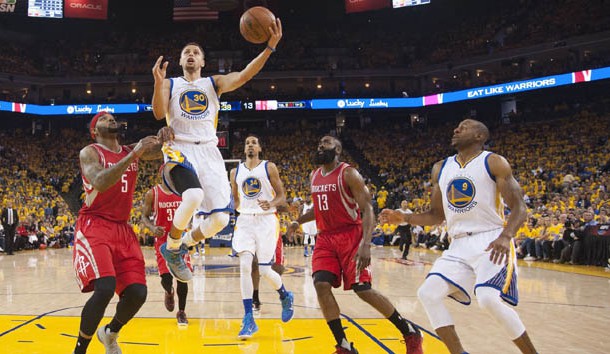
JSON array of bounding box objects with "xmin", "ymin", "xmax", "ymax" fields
[
  {"xmin": 301, "ymin": 202, "xmax": 317, "ymax": 235},
  {"xmin": 438, "ymin": 151, "xmax": 505, "ymax": 236},
  {"xmin": 235, "ymin": 160, "xmax": 276, "ymax": 215},
  {"xmin": 168, "ymin": 76, "xmax": 220, "ymax": 145}
]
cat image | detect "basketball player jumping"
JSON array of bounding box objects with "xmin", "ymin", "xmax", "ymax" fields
[
  {"xmin": 72, "ymin": 112, "xmax": 160, "ymax": 354},
  {"xmin": 380, "ymin": 119, "xmax": 538, "ymax": 354},
  {"xmin": 141, "ymin": 181, "xmax": 191, "ymax": 327},
  {"xmin": 151, "ymin": 19, "xmax": 282, "ymax": 282},
  {"xmin": 290, "ymin": 136, "xmax": 423, "ymax": 354},
  {"xmin": 229, "ymin": 134, "xmax": 294, "ymax": 339}
]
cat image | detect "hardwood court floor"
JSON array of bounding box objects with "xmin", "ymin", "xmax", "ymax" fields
[{"xmin": 0, "ymin": 245, "xmax": 608, "ymax": 353}]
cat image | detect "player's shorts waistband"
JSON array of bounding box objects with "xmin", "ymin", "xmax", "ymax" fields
[
  {"xmin": 238, "ymin": 211, "xmax": 277, "ymax": 217},
  {"xmin": 451, "ymin": 227, "xmax": 503, "ymax": 239},
  {"xmin": 174, "ymin": 138, "xmax": 216, "ymax": 146}
]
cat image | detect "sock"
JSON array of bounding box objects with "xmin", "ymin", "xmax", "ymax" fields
[
  {"xmin": 328, "ymin": 318, "xmax": 346, "ymax": 346},
  {"xmin": 182, "ymin": 231, "xmax": 197, "ymax": 247},
  {"xmin": 107, "ymin": 318, "xmax": 124, "ymax": 333},
  {"xmin": 276, "ymin": 284, "xmax": 288, "ymax": 300},
  {"xmin": 74, "ymin": 335, "xmax": 92, "ymax": 354},
  {"xmin": 253, "ymin": 290, "xmax": 260, "ymax": 304},
  {"xmin": 388, "ymin": 310, "xmax": 416, "ymax": 335},
  {"xmin": 166, "ymin": 236, "xmax": 182, "ymax": 250},
  {"xmin": 243, "ymin": 299, "xmax": 253, "ymax": 315}
]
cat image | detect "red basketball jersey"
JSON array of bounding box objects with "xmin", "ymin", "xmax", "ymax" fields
[
  {"xmin": 152, "ymin": 184, "xmax": 182, "ymax": 244},
  {"xmin": 311, "ymin": 162, "xmax": 361, "ymax": 233},
  {"xmin": 78, "ymin": 144, "xmax": 138, "ymax": 222}
]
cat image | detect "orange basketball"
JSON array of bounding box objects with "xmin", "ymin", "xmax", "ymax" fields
[
  {"xmin": 39, "ymin": 243, "xmax": 47, "ymax": 250},
  {"xmin": 239, "ymin": 6, "xmax": 276, "ymax": 44}
]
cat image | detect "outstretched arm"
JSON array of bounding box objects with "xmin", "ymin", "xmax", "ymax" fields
[
  {"xmin": 379, "ymin": 160, "xmax": 446, "ymax": 226},
  {"xmin": 151, "ymin": 56, "xmax": 170, "ymax": 120},
  {"xmin": 214, "ymin": 19, "xmax": 282, "ymax": 95}
]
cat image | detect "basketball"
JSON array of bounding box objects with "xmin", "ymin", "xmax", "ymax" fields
[
  {"xmin": 39, "ymin": 243, "xmax": 47, "ymax": 250},
  {"xmin": 239, "ymin": 6, "xmax": 276, "ymax": 44}
]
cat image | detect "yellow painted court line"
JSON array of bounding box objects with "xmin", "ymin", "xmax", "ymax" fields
[{"xmin": 0, "ymin": 316, "xmax": 448, "ymax": 354}]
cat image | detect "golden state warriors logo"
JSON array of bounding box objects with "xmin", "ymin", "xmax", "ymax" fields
[
  {"xmin": 179, "ymin": 90, "xmax": 208, "ymax": 116},
  {"xmin": 242, "ymin": 177, "xmax": 262, "ymax": 199},
  {"xmin": 447, "ymin": 177, "xmax": 477, "ymax": 212}
]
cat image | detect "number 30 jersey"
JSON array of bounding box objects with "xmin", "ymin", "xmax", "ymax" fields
[{"xmin": 311, "ymin": 162, "xmax": 362, "ymax": 233}]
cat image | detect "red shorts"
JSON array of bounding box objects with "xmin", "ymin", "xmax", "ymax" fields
[
  {"xmin": 274, "ymin": 234, "xmax": 284, "ymax": 266},
  {"xmin": 312, "ymin": 224, "xmax": 372, "ymax": 290},
  {"xmin": 154, "ymin": 234, "xmax": 193, "ymax": 276},
  {"xmin": 73, "ymin": 215, "xmax": 146, "ymax": 294}
]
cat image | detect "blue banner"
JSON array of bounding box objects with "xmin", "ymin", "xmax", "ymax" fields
[{"xmin": 2, "ymin": 67, "xmax": 609, "ymax": 115}]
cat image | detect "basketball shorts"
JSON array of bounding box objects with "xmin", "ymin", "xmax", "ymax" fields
[
  {"xmin": 313, "ymin": 224, "xmax": 372, "ymax": 290},
  {"xmin": 274, "ymin": 232, "xmax": 284, "ymax": 266},
  {"xmin": 73, "ymin": 215, "xmax": 146, "ymax": 294},
  {"xmin": 232, "ymin": 213, "xmax": 280, "ymax": 265},
  {"xmin": 154, "ymin": 234, "xmax": 193, "ymax": 276},
  {"xmin": 161, "ymin": 141, "xmax": 232, "ymax": 215},
  {"xmin": 303, "ymin": 233, "xmax": 316, "ymax": 245},
  {"xmin": 427, "ymin": 228, "xmax": 519, "ymax": 306}
]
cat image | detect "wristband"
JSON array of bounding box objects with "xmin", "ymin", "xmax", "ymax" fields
[{"xmin": 266, "ymin": 45, "xmax": 276, "ymax": 53}]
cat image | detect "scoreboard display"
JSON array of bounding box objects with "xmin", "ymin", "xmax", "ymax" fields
[
  {"xmin": 392, "ymin": 0, "xmax": 431, "ymax": 8},
  {"xmin": 28, "ymin": 0, "xmax": 62, "ymax": 18}
]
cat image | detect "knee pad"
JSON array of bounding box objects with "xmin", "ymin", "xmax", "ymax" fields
[
  {"xmin": 351, "ymin": 282, "xmax": 372, "ymax": 293},
  {"xmin": 240, "ymin": 252, "xmax": 254, "ymax": 274},
  {"xmin": 93, "ymin": 277, "xmax": 117, "ymax": 304},
  {"xmin": 417, "ymin": 277, "xmax": 447, "ymax": 305},
  {"xmin": 209, "ymin": 212, "xmax": 230, "ymax": 231},
  {"xmin": 121, "ymin": 283, "xmax": 147, "ymax": 305}
]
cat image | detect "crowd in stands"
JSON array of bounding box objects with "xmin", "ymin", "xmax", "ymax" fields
[
  {"xmin": 2, "ymin": 0, "xmax": 610, "ymax": 103},
  {"xmin": 0, "ymin": 128, "xmax": 83, "ymax": 252}
]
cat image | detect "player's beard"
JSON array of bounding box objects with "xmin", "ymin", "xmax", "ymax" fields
[
  {"xmin": 98, "ymin": 126, "xmax": 120, "ymax": 136},
  {"xmin": 314, "ymin": 148, "xmax": 336, "ymax": 165}
]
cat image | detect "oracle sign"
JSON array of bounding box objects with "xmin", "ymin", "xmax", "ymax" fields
[
  {"xmin": 345, "ymin": 0, "xmax": 390, "ymax": 13},
  {"xmin": 64, "ymin": 0, "xmax": 107, "ymax": 19}
]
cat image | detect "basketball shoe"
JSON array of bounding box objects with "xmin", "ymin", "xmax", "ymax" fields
[
  {"xmin": 238, "ymin": 313, "xmax": 258, "ymax": 339},
  {"xmin": 402, "ymin": 325, "xmax": 424, "ymax": 354},
  {"xmin": 160, "ymin": 243, "xmax": 192, "ymax": 282},
  {"xmin": 334, "ymin": 342, "xmax": 358, "ymax": 353},
  {"xmin": 96, "ymin": 326, "xmax": 122, "ymax": 354},
  {"xmin": 281, "ymin": 291, "xmax": 294, "ymax": 322},
  {"xmin": 176, "ymin": 310, "xmax": 188, "ymax": 327}
]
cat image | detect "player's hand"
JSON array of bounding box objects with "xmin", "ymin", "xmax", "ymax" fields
[
  {"xmin": 157, "ymin": 126, "xmax": 175, "ymax": 144},
  {"xmin": 267, "ymin": 18, "xmax": 282, "ymax": 49},
  {"xmin": 133, "ymin": 136, "xmax": 160, "ymax": 158},
  {"xmin": 152, "ymin": 56, "xmax": 169, "ymax": 84},
  {"xmin": 379, "ymin": 209, "xmax": 407, "ymax": 225},
  {"xmin": 152, "ymin": 226, "xmax": 165, "ymax": 237},
  {"xmin": 354, "ymin": 241, "xmax": 371, "ymax": 272},
  {"xmin": 485, "ymin": 232, "xmax": 512, "ymax": 265},
  {"xmin": 257, "ymin": 199, "xmax": 271, "ymax": 210}
]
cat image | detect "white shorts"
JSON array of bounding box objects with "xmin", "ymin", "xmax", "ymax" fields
[
  {"xmin": 162, "ymin": 142, "xmax": 231, "ymax": 214},
  {"xmin": 427, "ymin": 228, "xmax": 519, "ymax": 306},
  {"xmin": 303, "ymin": 233, "xmax": 316, "ymax": 245},
  {"xmin": 232, "ymin": 213, "xmax": 280, "ymax": 264}
]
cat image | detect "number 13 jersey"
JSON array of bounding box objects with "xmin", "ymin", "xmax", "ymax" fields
[{"xmin": 311, "ymin": 162, "xmax": 361, "ymax": 233}]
